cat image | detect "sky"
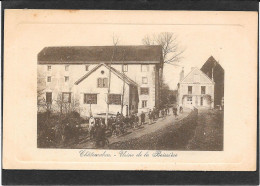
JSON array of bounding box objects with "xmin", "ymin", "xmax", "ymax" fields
[
  {"xmin": 43, "ymin": 24, "xmax": 230, "ymax": 90},
  {"xmin": 29, "ymin": 24, "xmax": 230, "ymax": 90},
  {"xmin": 13, "ymin": 10, "xmax": 244, "ymax": 90}
]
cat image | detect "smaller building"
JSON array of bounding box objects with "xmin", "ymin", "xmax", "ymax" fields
[
  {"xmin": 177, "ymin": 67, "xmax": 215, "ymax": 109},
  {"xmin": 200, "ymin": 56, "xmax": 224, "ymax": 108}
]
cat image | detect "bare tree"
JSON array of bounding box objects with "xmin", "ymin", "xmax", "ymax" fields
[
  {"xmin": 55, "ymin": 93, "xmax": 65, "ymax": 114},
  {"xmin": 143, "ymin": 32, "xmax": 185, "ymax": 108},
  {"xmin": 142, "ymin": 32, "xmax": 185, "ymax": 65},
  {"xmin": 55, "ymin": 93, "xmax": 80, "ymax": 115},
  {"xmin": 37, "ymin": 71, "xmax": 47, "ymax": 112}
]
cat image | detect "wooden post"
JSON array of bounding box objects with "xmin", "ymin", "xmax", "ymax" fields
[
  {"xmin": 105, "ymin": 46, "xmax": 116, "ymax": 125},
  {"xmin": 121, "ymin": 50, "xmax": 126, "ymax": 115}
]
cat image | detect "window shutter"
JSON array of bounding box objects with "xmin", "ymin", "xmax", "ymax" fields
[
  {"xmin": 97, "ymin": 78, "xmax": 101, "ymax": 87},
  {"xmin": 84, "ymin": 94, "xmax": 86, "ymax": 104},
  {"xmin": 103, "ymin": 78, "xmax": 108, "ymax": 88}
]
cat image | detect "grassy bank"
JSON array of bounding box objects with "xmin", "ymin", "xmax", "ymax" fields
[{"xmin": 186, "ymin": 109, "xmax": 224, "ymax": 151}]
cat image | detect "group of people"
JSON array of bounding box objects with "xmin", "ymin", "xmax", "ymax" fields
[
  {"xmin": 108, "ymin": 112, "xmax": 145, "ymax": 137},
  {"xmin": 172, "ymin": 105, "xmax": 183, "ymax": 118},
  {"xmin": 88, "ymin": 116, "xmax": 107, "ymax": 147},
  {"xmin": 87, "ymin": 105, "xmax": 184, "ymax": 147},
  {"xmin": 147, "ymin": 107, "xmax": 169, "ymax": 124}
]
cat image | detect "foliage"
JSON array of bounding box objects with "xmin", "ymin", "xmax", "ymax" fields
[
  {"xmin": 160, "ymin": 81, "xmax": 177, "ymax": 108},
  {"xmin": 37, "ymin": 110, "xmax": 87, "ymax": 148}
]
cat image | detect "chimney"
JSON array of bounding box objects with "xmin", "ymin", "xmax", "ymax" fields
[{"xmin": 179, "ymin": 67, "xmax": 184, "ymax": 81}]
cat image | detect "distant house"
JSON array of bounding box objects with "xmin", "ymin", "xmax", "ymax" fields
[
  {"xmin": 37, "ymin": 45, "xmax": 163, "ymax": 117},
  {"xmin": 177, "ymin": 67, "xmax": 215, "ymax": 109},
  {"xmin": 201, "ymin": 56, "xmax": 224, "ymax": 108}
]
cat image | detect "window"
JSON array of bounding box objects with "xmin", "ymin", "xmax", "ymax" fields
[
  {"xmin": 62, "ymin": 92, "xmax": 71, "ymax": 103},
  {"xmin": 188, "ymin": 86, "xmax": 192, "ymax": 94},
  {"xmin": 140, "ymin": 87, "xmax": 149, "ymax": 95},
  {"xmin": 65, "ymin": 65, "xmax": 69, "ymax": 71},
  {"xmin": 97, "ymin": 78, "xmax": 108, "ymax": 88},
  {"xmin": 47, "ymin": 76, "xmax": 51, "ymax": 82},
  {"xmin": 123, "ymin": 65, "xmax": 128, "ymax": 72},
  {"xmin": 194, "ymin": 74, "xmax": 200, "ymax": 82},
  {"xmin": 141, "ymin": 65, "xmax": 149, "ymax": 72},
  {"xmin": 142, "ymin": 100, "xmax": 147, "ymax": 108},
  {"xmin": 65, "ymin": 76, "xmax": 69, "ymax": 82},
  {"xmin": 84, "ymin": 94, "xmax": 97, "ymax": 104},
  {"xmin": 108, "ymin": 94, "xmax": 121, "ymax": 105},
  {"xmin": 142, "ymin": 77, "xmax": 148, "ymax": 84},
  {"xmin": 85, "ymin": 65, "xmax": 89, "ymax": 71},
  {"xmin": 187, "ymin": 96, "xmax": 192, "ymax": 101},
  {"xmin": 47, "ymin": 66, "xmax": 51, "ymax": 71},
  {"xmin": 46, "ymin": 92, "xmax": 52, "ymax": 104},
  {"xmin": 201, "ymin": 86, "xmax": 206, "ymax": 94}
]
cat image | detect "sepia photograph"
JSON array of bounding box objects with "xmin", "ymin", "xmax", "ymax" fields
[
  {"xmin": 3, "ymin": 9, "xmax": 257, "ymax": 172},
  {"xmin": 36, "ymin": 30, "xmax": 224, "ymax": 150}
]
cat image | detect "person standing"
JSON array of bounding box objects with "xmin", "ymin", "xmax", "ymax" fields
[
  {"xmin": 174, "ymin": 107, "xmax": 178, "ymax": 118},
  {"xmin": 124, "ymin": 115, "xmax": 130, "ymax": 128},
  {"xmin": 148, "ymin": 110, "xmax": 153, "ymax": 125},
  {"xmin": 165, "ymin": 108, "xmax": 168, "ymax": 117},
  {"xmin": 89, "ymin": 116, "xmax": 95, "ymax": 140},
  {"xmin": 111, "ymin": 119, "xmax": 117, "ymax": 137},
  {"xmin": 129, "ymin": 113, "xmax": 135, "ymax": 128},
  {"xmin": 152, "ymin": 108, "xmax": 155, "ymax": 121},
  {"xmin": 134, "ymin": 114, "xmax": 139, "ymax": 128},
  {"xmin": 162, "ymin": 109, "xmax": 166, "ymax": 118},
  {"xmin": 140, "ymin": 111, "xmax": 145, "ymax": 125},
  {"xmin": 97, "ymin": 122, "xmax": 107, "ymax": 147},
  {"xmin": 94, "ymin": 123, "xmax": 103, "ymax": 147}
]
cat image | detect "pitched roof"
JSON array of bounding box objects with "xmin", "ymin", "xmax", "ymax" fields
[
  {"xmin": 38, "ymin": 45, "xmax": 163, "ymax": 64},
  {"xmin": 75, "ymin": 63, "xmax": 138, "ymax": 86},
  {"xmin": 180, "ymin": 67, "xmax": 214, "ymax": 84},
  {"xmin": 201, "ymin": 56, "xmax": 224, "ymax": 72}
]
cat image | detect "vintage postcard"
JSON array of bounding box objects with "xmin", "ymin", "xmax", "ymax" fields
[{"xmin": 3, "ymin": 10, "xmax": 257, "ymax": 171}]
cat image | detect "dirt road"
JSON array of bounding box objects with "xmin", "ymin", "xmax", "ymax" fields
[{"xmin": 67, "ymin": 108, "xmax": 190, "ymax": 149}]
